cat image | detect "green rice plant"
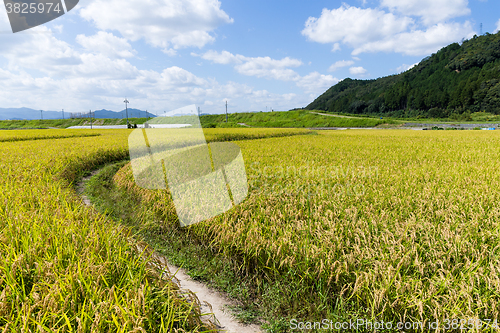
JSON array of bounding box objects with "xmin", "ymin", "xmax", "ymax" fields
[
  {"xmin": 0, "ymin": 129, "xmax": 100, "ymax": 142},
  {"xmin": 0, "ymin": 129, "xmax": 217, "ymax": 332},
  {"xmin": 0, "ymin": 127, "xmax": 318, "ymax": 331},
  {"xmin": 114, "ymin": 129, "xmax": 500, "ymax": 331},
  {"xmin": 202, "ymin": 127, "xmax": 314, "ymax": 141}
]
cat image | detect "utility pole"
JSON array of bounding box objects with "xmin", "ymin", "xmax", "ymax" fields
[
  {"xmin": 225, "ymin": 100, "xmax": 228, "ymax": 123},
  {"xmin": 62, "ymin": 109, "xmax": 64, "ymax": 120},
  {"xmin": 124, "ymin": 98, "xmax": 129, "ymax": 127},
  {"xmin": 480, "ymin": 23, "xmax": 483, "ymax": 35},
  {"xmin": 40, "ymin": 110, "xmax": 43, "ymax": 120},
  {"xmin": 90, "ymin": 110, "xmax": 93, "ymax": 129},
  {"xmin": 198, "ymin": 107, "xmax": 201, "ymax": 117}
]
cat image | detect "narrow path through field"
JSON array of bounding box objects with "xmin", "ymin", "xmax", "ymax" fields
[{"xmin": 76, "ymin": 171, "xmax": 262, "ymax": 333}]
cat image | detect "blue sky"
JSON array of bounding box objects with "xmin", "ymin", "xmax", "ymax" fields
[{"xmin": 0, "ymin": 0, "xmax": 499, "ymax": 115}]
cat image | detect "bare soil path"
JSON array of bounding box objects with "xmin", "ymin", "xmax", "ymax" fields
[{"xmin": 76, "ymin": 171, "xmax": 262, "ymax": 333}]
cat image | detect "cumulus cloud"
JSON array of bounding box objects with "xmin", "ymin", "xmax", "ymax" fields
[
  {"xmin": 76, "ymin": 32, "xmax": 136, "ymax": 58},
  {"xmin": 0, "ymin": 27, "xmax": 82, "ymax": 75},
  {"xmin": 295, "ymin": 72, "xmax": 339, "ymax": 94},
  {"xmin": 328, "ymin": 60, "xmax": 355, "ymax": 72},
  {"xmin": 495, "ymin": 19, "xmax": 500, "ymax": 34},
  {"xmin": 197, "ymin": 50, "xmax": 338, "ymax": 95},
  {"xmin": 79, "ymin": 0, "xmax": 233, "ymax": 54},
  {"xmin": 352, "ymin": 22, "xmax": 475, "ymax": 55},
  {"xmin": 196, "ymin": 50, "xmax": 245, "ymax": 64},
  {"xmin": 235, "ymin": 57, "xmax": 302, "ymax": 81},
  {"xmin": 381, "ymin": 0, "xmax": 470, "ymax": 26},
  {"xmin": 0, "ymin": 22, "xmax": 219, "ymax": 111},
  {"xmin": 349, "ymin": 66, "xmax": 367, "ymax": 75},
  {"xmin": 0, "ymin": 30, "xmax": 308, "ymax": 114},
  {"xmin": 302, "ymin": 5, "xmax": 412, "ymax": 46},
  {"xmin": 0, "ymin": 4, "xmax": 330, "ymax": 115},
  {"xmin": 197, "ymin": 50, "xmax": 303, "ymax": 81},
  {"xmin": 302, "ymin": 3, "xmax": 475, "ymax": 56}
]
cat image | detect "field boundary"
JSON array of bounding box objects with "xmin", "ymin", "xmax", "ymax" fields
[{"xmin": 80, "ymin": 162, "xmax": 263, "ymax": 333}]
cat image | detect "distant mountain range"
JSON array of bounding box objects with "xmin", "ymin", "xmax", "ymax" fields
[{"xmin": 0, "ymin": 107, "xmax": 157, "ymax": 120}]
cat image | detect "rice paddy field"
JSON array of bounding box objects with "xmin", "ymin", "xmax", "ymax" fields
[{"xmin": 1, "ymin": 127, "xmax": 500, "ymax": 331}]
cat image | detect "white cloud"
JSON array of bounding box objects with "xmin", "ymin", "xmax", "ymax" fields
[
  {"xmin": 302, "ymin": 4, "xmax": 475, "ymax": 56},
  {"xmin": 328, "ymin": 60, "xmax": 355, "ymax": 72},
  {"xmin": 0, "ymin": 7, "xmax": 329, "ymax": 116},
  {"xmin": 198, "ymin": 50, "xmax": 303, "ymax": 81},
  {"xmin": 52, "ymin": 25, "xmax": 63, "ymax": 34},
  {"xmin": 197, "ymin": 50, "xmax": 339, "ymax": 95},
  {"xmin": 235, "ymin": 57, "xmax": 302, "ymax": 81},
  {"xmin": 302, "ymin": 5, "xmax": 412, "ymax": 46},
  {"xmin": 79, "ymin": 0, "xmax": 233, "ymax": 53},
  {"xmin": 203, "ymin": 84, "xmax": 307, "ymax": 112},
  {"xmin": 76, "ymin": 32, "xmax": 136, "ymax": 58},
  {"xmin": 74, "ymin": 54, "xmax": 140, "ymax": 79},
  {"xmin": 0, "ymin": 31, "xmax": 306, "ymax": 114},
  {"xmin": 0, "ymin": 27, "xmax": 82, "ymax": 75},
  {"xmin": 197, "ymin": 50, "xmax": 245, "ymax": 64},
  {"xmin": 0, "ymin": 24, "xmax": 220, "ymax": 111},
  {"xmin": 349, "ymin": 66, "xmax": 367, "ymax": 75},
  {"xmin": 352, "ymin": 22, "xmax": 475, "ymax": 56},
  {"xmin": 295, "ymin": 72, "xmax": 339, "ymax": 94},
  {"xmin": 396, "ymin": 62, "xmax": 418, "ymax": 73},
  {"xmin": 495, "ymin": 19, "xmax": 500, "ymax": 34},
  {"xmin": 381, "ymin": 0, "xmax": 470, "ymax": 26}
]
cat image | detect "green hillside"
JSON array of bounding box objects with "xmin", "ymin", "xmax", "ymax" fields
[
  {"xmin": 199, "ymin": 110, "xmax": 398, "ymax": 127},
  {"xmin": 306, "ymin": 31, "xmax": 500, "ymax": 120}
]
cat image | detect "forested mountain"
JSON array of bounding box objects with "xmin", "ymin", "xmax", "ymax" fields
[{"xmin": 306, "ymin": 32, "xmax": 500, "ymax": 119}]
